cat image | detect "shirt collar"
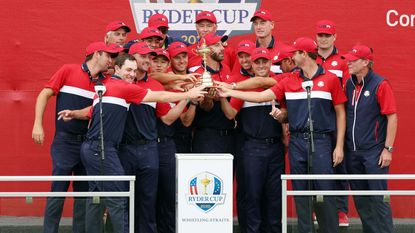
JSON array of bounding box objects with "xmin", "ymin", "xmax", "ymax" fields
[
  {"xmin": 299, "ymin": 65, "xmax": 325, "ymax": 80},
  {"xmin": 81, "ymin": 63, "xmax": 105, "ymax": 82},
  {"xmin": 204, "ymin": 62, "xmax": 222, "ymax": 74},
  {"xmin": 111, "ymin": 74, "xmax": 122, "ymax": 80},
  {"xmin": 240, "ymin": 68, "xmax": 255, "ymax": 77},
  {"xmin": 256, "ymin": 36, "xmax": 275, "ymax": 49}
]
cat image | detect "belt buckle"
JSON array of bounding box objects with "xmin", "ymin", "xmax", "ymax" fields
[{"xmin": 265, "ymin": 138, "xmax": 274, "ymax": 144}]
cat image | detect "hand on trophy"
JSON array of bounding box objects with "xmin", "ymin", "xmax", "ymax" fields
[
  {"xmin": 180, "ymin": 73, "xmax": 201, "ymax": 83},
  {"xmin": 215, "ymin": 84, "xmax": 232, "ymax": 98},
  {"xmin": 186, "ymin": 84, "xmax": 208, "ymax": 99}
]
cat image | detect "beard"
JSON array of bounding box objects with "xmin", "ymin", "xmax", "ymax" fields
[{"xmin": 210, "ymin": 51, "xmax": 224, "ymax": 62}]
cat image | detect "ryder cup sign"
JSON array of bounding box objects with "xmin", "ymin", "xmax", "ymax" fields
[
  {"xmin": 187, "ymin": 172, "xmax": 226, "ymax": 212},
  {"xmin": 176, "ymin": 154, "xmax": 233, "ymax": 233},
  {"xmin": 129, "ymin": 0, "xmax": 260, "ymax": 44}
]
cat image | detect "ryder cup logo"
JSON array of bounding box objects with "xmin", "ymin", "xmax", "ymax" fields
[
  {"xmin": 129, "ymin": 0, "xmax": 260, "ymax": 44},
  {"xmin": 186, "ymin": 172, "xmax": 226, "ymax": 213}
]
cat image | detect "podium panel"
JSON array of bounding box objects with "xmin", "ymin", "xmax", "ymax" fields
[{"xmin": 176, "ymin": 154, "xmax": 233, "ymax": 233}]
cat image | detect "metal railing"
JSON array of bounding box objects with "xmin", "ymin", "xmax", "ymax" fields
[
  {"xmin": 281, "ymin": 174, "xmax": 415, "ymax": 233},
  {"xmin": 0, "ymin": 176, "xmax": 135, "ymax": 233}
]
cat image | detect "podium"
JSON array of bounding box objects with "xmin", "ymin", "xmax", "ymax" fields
[{"xmin": 176, "ymin": 154, "xmax": 234, "ymax": 233}]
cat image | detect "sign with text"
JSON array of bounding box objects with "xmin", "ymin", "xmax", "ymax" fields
[{"xmin": 176, "ymin": 154, "xmax": 233, "ymax": 233}]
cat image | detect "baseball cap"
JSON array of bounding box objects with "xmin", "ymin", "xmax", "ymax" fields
[
  {"xmin": 148, "ymin": 13, "xmax": 169, "ymax": 29},
  {"xmin": 168, "ymin": 41, "xmax": 188, "ymax": 58},
  {"xmin": 106, "ymin": 21, "xmax": 131, "ymax": 33},
  {"xmin": 153, "ymin": 48, "xmax": 170, "ymax": 61},
  {"xmin": 287, "ymin": 37, "xmax": 318, "ymax": 53},
  {"xmin": 316, "ymin": 20, "xmax": 336, "ymax": 35},
  {"xmin": 250, "ymin": 9, "xmax": 273, "ymax": 22},
  {"xmin": 251, "ymin": 48, "xmax": 272, "ymax": 61},
  {"xmin": 236, "ymin": 40, "xmax": 255, "ymax": 55},
  {"xmin": 273, "ymin": 47, "xmax": 294, "ymax": 64},
  {"xmin": 85, "ymin": 42, "xmax": 121, "ymax": 57},
  {"xmin": 128, "ymin": 41, "xmax": 157, "ymax": 56},
  {"xmin": 140, "ymin": 27, "xmax": 163, "ymax": 40},
  {"xmin": 199, "ymin": 33, "xmax": 228, "ymax": 47},
  {"xmin": 196, "ymin": 11, "xmax": 217, "ymax": 24},
  {"xmin": 341, "ymin": 45, "xmax": 374, "ymax": 61}
]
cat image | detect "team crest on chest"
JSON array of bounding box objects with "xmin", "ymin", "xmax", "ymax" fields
[
  {"xmin": 317, "ymin": 81, "xmax": 325, "ymax": 87},
  {"xmin": 331, "ymin": 61, "xmax": 338, "ymax": 67},
  {"xmin": 364, "ymin": 90, "xmax": 370, "ymax": 97}
]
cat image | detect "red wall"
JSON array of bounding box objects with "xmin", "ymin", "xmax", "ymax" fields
[{"xmin": 0, "ymin": 0, "xmax": 414, "ymax": 217}]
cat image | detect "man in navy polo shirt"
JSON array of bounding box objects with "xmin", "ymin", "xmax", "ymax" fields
[
  {"xmin": 32, "ymin": 41, "xmax": 120, "ymax": 233},
  {"xmin": 120, "ymin": 43, "xmax": 196, "ymax": 233},
  {"xmin": 342, "ymin": 45, "xmax": 397, "ymax": 233},
  {"xmin": 192, "ymin": 32, "xmax": 235, "ymax": 154},
  {"xmin": 217, "ymin": 37, "xmax": 347, "ymax": 233},
  {"xmin": 220, "ymin": 48, "xmax": 285, "ymax": 233}
]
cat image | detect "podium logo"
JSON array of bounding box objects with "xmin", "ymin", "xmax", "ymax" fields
[
  {"xmin": 129, "ymin": 0, "xmax": 260, "ymax": 44},
  {"xmin": 186, "ymin": 172, "xmax": 226, "ymax": 213}
]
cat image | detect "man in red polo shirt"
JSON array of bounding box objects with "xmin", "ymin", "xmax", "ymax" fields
[
  {"xmin": 232, "ymin": 9, "xmax": 284, "ymax": 75},
  {"xmin": 105, "ymin": 21, "xmax": 131, "ymax": 46},
  {"xmin": 316, "ymin": 20, "xmax": 349, "ymax": 87},
  {"xmin": 315, "ymin": 19, "xmax": 350, "ymax": 226},
  {"xmin": 140, "ymin": 26, "xmax": 164, "ymax": 49},
  {"xmin": 192, "ymin": 32, "xmax": 235, "ymax": 154},
  {"xmin": 148, "ymin": 13, "xmax": 188, "ymax": 48},
  {"xmin": 187, "ymin": 11, "xmax": 235, "ymax": 71}
]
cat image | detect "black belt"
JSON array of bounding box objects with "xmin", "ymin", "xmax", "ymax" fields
[
  {"xmin": 120, "ymin": 138, "xmax": 154, "ymax": 145},
  {"xmin": 291, "ymin": 132, "xmax": 332, "ymax": 139},
  {"xmin": 84, "ymin": 138, "xmax": 120, "ymax": 149},
  {"xmin": 198, "ymin": 128, "xmax": 234, "ymax": 136},
  {"xmin": 247, "ymin": 136, "xmax": 281, "ymax": 144},
  {"xmin": 55, "ymin": 132, "xmax": 86, "ymax": 141},
  {"xmin": 157, "ymin": 137, "xmax": 173, "ymax": 143}
]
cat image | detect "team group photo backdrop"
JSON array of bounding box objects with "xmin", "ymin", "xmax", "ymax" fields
[{"xmin": 0, "ymin": 0, "xmax": 414, "ymax": 218}]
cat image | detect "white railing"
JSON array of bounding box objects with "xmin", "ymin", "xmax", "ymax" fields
[
  {"xmin": 281, "ymin": 174, "xmax": 415, "ymax": 233},
  {"xmin": 0, "ymin": 176, "xmax": 135, "ymax": 233}
]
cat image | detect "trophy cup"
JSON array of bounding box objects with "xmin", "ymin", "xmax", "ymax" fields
[
  {"xmin": 201, "ymin": 174, "xmax": 211, "ymax": 195},
  {"xmin": 197, "ymin": 38, "xmax": 214, "ymax": 88}
]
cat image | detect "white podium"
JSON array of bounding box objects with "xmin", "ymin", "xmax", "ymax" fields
[{"xmin": 176, "ymin": 153, "xmax": 234, "ymax": 233}]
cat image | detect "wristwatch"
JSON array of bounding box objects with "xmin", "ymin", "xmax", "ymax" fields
[{"xmin": 384, "ymin": 145, "xmax": 394, "ymax": 153}]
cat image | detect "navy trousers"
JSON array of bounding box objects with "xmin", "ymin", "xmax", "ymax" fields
[
  {"xmin": 239, "ymin": 137, "xmax": 285, "ymax": 233},
  {"xmin": 173, "ymin": 133, "xmax": 192, "ymax": 153},
  {"xmin": 81, "ymin": 140, "xmax": 128, "ymax": 233},
  {"xmin": 119, "ymin": 141, "xmax": 159, "ymax": 233},
  {"xmin": 156, "ymin": 137, "xmax": 177, "ymax": 233},
  {"xmin": 43, "ymin": 133, "xmax": 88, "ymax": 233},
  {"xmin": 346, "ymin": 146, "xmax": 393, "ymax": 233},
  {"xmin": 192, "ymin": 128, "xmax": 235, "ymax": 153},
  {"xmin": 289, "ymin": 134, "xmax": 339, "ymax": 233}
]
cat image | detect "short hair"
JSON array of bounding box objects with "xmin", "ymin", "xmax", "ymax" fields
[
  {"xmin": 368, "ymin": 60, "xmax": 374, "ymax": 69},
  {"xmin": 307, "ymin": 52, "xmax": 318, "ymax": 60},
  {"xmin": 297, "ymin": 50, "xmax": 318, "ymax": 60},
  {"xmin": 115, "ymin": 53, "xmax": 136, "ymax": 68},
  {"xmin": 84, "ymin": 51, "xmax": 103, "ymax": 62}
]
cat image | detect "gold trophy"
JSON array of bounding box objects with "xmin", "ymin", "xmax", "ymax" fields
[
  {"xmin": 197, "ymin": 38, "xmax": 214, "ymax": 88},
  {"xmin": 201, "ymin": 174, "xmax": 211, "ymax": 195}
]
